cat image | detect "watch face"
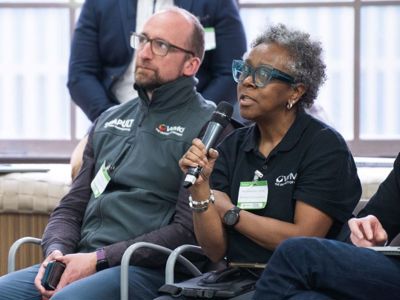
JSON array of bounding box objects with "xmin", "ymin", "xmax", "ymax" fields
[{"xmin": 224, "ymin": 207, "xmax": 240, "ymax": 226}]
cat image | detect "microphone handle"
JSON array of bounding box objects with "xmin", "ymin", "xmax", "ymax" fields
[
  {"xmin": 182, "ymin": 165, "xmax": 202, "ymax": 188},
  {"xmin": 182, "ymin": 121, "xmax": 225, "ymax": 189},
  {"xmin": 201, "ymin": 122, "xmax": 223, "ymax": 150}
]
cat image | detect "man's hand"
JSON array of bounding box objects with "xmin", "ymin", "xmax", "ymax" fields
[
  {"xmin": 349, "ymin": 215, "xmax": 388, "ymax": 247},
  {"xmin": 55, "ymin": 252, "xmax": 97, "ymax": 290},
  {"xmin": 34, "ymin": 251, "xmax": 97, "ymax": 299},
  {"xmin": 34, "ymin": 249, "xmax": 63, "ymax": 299}
]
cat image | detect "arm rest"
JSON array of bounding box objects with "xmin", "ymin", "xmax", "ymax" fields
[
  {"xmin": 120, "ymin": 242, "xmax": 175, "ymax": 300},
  {"xmin": 165, "ymin": 244, "xmax": 204, "ymax": 284},
  {"xmin": 120, "ymin": 242, "xmax": 203, "ymax": 300},
  {"xmin": 8, "ymin": 237, "xmax": 42, "ymax": 273}
]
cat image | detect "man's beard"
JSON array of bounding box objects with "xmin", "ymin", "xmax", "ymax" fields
[
  {"xmin": 135, "ymin": 68, "xmax": 164, "ymax": 92},
  {"xmin": 134, "ymin": 58, "xmax": 186, "ymax": 92}
]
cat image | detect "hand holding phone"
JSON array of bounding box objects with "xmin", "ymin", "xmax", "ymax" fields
[{"xmin": 41, "ymin": 260, "xmax": 66, "ymax": 290}]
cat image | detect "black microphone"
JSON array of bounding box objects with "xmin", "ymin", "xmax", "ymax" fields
[{"xmin": 183, "ymin": 101, "xmax": 233, "ymax": 189}]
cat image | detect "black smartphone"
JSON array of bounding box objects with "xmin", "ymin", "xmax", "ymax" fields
[{"xmin": 41, "ymin": 260, "xmax": 66, "ymax": 290}]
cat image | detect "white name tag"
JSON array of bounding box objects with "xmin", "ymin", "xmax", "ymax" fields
[
  {"xmin": 91, "ymin": 161, "xmax": 111, "ymax": 198},
  {"xmin": 237, "ymin": 180, "xmax": 268, "ymax": 210},
  {"xmin": 204, "ymin": 27, "xmax": 216, "ymax": 51}
]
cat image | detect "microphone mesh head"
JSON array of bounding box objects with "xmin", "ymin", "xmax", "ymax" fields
[{"xmin": 211, "ymin": 101, "xmax": 233, "ymax": 127}]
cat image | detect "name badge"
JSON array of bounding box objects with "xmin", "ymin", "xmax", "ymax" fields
[
  {"xmin": 237, "ymin": 180, "xmax": 268, "ymax": 210},
  {"xmin": 204, "ymin": 27, "xmax": 216, "ymax": 51},
  {"xmin": 91, "ymin": 161, "xmax": 111, "ymax": 198}
]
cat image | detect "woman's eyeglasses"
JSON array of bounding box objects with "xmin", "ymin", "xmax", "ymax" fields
[{"xmin": 232, "ymin": 60, "xmax": 295, "ymax": 88}]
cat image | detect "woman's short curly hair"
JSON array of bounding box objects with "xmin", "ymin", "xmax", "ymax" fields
[{"xmin": 251, "ymin": 23, "xmax": 327, "ymax": 108}]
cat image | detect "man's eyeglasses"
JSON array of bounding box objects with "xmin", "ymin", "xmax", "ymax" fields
[
  {"xmin": 130, "ymin": 32, "xmax": 195, "ymax": 57},
  {"xmin": 232, "ymin": 60, "xmax": 295, "ymax": 88}
]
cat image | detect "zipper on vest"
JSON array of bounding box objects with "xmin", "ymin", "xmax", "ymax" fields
[{"xmin": 108, "ymin": 143, "xmax": 131, "ymax": 174}]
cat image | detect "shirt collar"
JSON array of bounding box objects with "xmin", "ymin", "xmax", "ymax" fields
[
  {"xmin": 243, "ymin": 110, "xmax": 312, "ymax": 154},
  {"xmin": 134, "ymin": 76, "xmax": 198, "ymax": 110}
]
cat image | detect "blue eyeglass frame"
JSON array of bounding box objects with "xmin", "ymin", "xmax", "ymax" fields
[{"xmin": 232, "ymin": 59, "xmax": 295, "ymax": 87}]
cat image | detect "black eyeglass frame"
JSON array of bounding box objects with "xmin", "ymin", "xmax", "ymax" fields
[
  {"xmin": 232, "ymin": 59, "xmax": 296, "ymax": 87},
  {"xmin": 130, "ymin": 32, "xmax": 195, "ymax": 57}
]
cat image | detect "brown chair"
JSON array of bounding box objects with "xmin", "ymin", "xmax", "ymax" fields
[{"xmin": 0, "ymin": 166, "xmax": 70, "ymax": 275}]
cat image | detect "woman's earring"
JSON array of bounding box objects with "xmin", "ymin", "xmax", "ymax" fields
[{"xmin": 286, "ymin": 101, "xmax": 293, "ymax": 110}]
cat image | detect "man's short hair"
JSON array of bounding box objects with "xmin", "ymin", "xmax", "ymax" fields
[{"xmin": 167, "ymin": 7, "xmax": 205, "ymax": 61}]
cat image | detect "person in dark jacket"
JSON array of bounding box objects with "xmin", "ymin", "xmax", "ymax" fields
[
  {"xmin": 252, "ymin": 152, "xmax": 400, "ymax": 300},
  {"xmin": 68, "ymin": 0, "xmax": 247, "ymax": 122},
  {"xmin": 68, "ymin": 0, "xmax": 247, "ymax": 179},
  {"xmin": 0, "ymin": 8, "xmax": 235, "ymax": 300}
]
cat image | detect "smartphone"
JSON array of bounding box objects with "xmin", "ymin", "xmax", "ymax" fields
[{"xmin": 41, "ymin": 260, "xmax": 66, "ymax": 290}]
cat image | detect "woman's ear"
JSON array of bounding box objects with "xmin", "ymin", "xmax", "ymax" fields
[
  {"xmin": 290, "ymin": 83, "xmax": 306, "ymax": 104},
  {"xmin": 182, "ymin": 56, "xmax": 201, "ymax": 76}
]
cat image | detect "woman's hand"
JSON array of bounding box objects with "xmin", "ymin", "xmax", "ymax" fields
[
  {"xmin": 349, "ymin": 215, "xmax": 388, "ymax": 247},
  {"xmin": 179, "ymin": 138, "xmax": 219, "ymax": 186}
]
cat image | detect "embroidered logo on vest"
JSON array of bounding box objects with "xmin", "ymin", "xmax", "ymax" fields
[
  {"xmin": 104, "ymin": 118, "xmax": 134, "ymax": 131},
  {"xmin": 156, "ymin": 124, "xmax": 185, "ymax": 136}
]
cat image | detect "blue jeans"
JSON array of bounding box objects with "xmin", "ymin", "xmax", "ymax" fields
[
  {"xmin": 0, "ymin": 264, "xmax": 165, "ymax": 300},
  {"xmin": 252, "ymin": 237, "xmax": 400, "ymax": 300}
]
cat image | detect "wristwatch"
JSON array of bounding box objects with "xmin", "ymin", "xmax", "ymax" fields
[
  {"xmin": 223, "ymin": 206, "xmax": 241, "ymax": 227},
  {"xmin": 95, "ymin": 248, "xmax": 109, "ymax": 272}
]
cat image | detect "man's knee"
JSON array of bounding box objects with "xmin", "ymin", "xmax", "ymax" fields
[{"xmin": 0, "ymin": 266, "xmax": 41, "ymax": 300}]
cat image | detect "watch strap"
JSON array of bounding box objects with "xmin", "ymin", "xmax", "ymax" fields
[
  {"xmin": 95, "ymin": 248, "xmax": 109, "ymax": 272},
  {"xmin": 232, "ymin": 206, "xmax": 241, "ymax": 214},
  {"xmin": 223, "ymin": 206, "xmax": 241, "ymax": 227}
]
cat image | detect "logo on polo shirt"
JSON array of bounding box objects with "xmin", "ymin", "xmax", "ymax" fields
[
  {"xmin": 275, "ymin": 172, "xmax": 297, "ymax": 186},
  {"xmin": 104, "ymin": 118, "xmax": 134, "ymax": 131},
  {"xmin": 156, "ymin": 124, "xmax": 186, "ymax": 136}
]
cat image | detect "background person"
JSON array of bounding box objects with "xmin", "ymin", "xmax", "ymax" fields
[
  {"xmin": 252, "ymin": 152, "xmax": 400, "ymax": 300},
  {"xmin": 0, "ymin": 8, "xmax": 226, "ymax": 300}
]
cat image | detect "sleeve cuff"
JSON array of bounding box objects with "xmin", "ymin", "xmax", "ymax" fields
[{"xmin": 44, "ymin": 243, "xmax": 66, "ymax": 258}]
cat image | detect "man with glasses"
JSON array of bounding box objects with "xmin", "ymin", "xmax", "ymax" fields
[
  {"xmin": 68, "ymin": 0, "xmax": 246, "ymax": 122},
  {"xmin": 67, "ymin": 0, "xmax": 246, "ymax": 180},
  {"xmin": 0, "ymin": 8, "xmax": 229, "ymax": 300}
]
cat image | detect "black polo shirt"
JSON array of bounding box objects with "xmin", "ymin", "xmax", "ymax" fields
[{"xmin": 211, "ymin": 111, "xmax": 362, "ymax": 264}]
